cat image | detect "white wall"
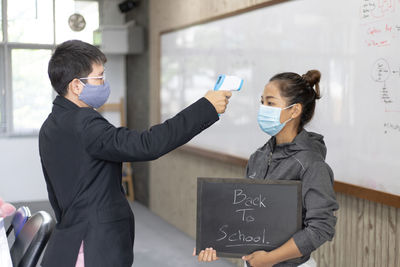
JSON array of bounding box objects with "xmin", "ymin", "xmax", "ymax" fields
[
  {"xmin": 0, "ymin": 138, "xmax": 48, "ymax": 202},
  {"xmin": 0, "ymin": 0, "xmax": 126, "ymax": 202}
]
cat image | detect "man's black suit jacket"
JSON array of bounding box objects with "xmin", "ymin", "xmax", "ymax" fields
[{"xmin": 39, "ymin": 96, "xmax": 219, "ymax": 267}]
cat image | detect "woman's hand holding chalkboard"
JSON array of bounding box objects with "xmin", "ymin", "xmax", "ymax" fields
[
  {"xmin": 204, "ymin": 90, "xmax": 232, "ymax": 114},
  {"xmin": 192, "ymin": 247, "xmax": 219, "ymax": 262},
  {"xmin": 242, "ymin": 251, "xmax": 275, "ymax": 267}
]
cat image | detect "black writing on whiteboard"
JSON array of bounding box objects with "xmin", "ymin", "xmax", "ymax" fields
[
  {"xmin": 384, "ymin": 122, "xmax": 400, "ymax": 133},
  {"xmin": 381, "ymin": 82, "xmax": 393, "ymax": 104},
  {"xmin": 371, "ymin": 58, "xmax": 400, "ymax": 107},
  {"xmin": 360, "ymin": 0, "xmax": 396, "ymax": 20},
  {"xmin": 371, "ymin": 58, "xmax": 390, "ymax": 83}
]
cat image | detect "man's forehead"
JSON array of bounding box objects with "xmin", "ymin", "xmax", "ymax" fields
[{"xmin": 91, "ymin": 63, "xmax": 104, "ymax": 74}]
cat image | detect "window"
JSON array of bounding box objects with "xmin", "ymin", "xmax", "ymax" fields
[
  {"xmin": 12, "ymin": 49, "xmax": 53, "ymax": 132},
  {"xmin": 8, "ymin": 0, "xmax": 54, "ymax": 44},
  {"xmin": 0, "ymin": 0, "xmax": 99, "ymax": 135}
]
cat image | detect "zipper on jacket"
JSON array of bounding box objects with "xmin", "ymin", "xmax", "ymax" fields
[{"xmin": 263, "ymin": 146, "xmax": 273, "ymax": 179}]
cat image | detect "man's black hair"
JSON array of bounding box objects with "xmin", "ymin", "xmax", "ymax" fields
[{"xmin": 48, "ymin": 40, "xmax": 107, "ymax": 96}]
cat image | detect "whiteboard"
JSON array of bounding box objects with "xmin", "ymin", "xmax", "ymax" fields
[{"xmin": 160, "ymin": 0, "xmax": 400, "ymax": 196}]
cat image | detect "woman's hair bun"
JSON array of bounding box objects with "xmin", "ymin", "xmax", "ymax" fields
[{"xmin": 302, "ymin": 70, "xmax": 321, "ymax": 100}]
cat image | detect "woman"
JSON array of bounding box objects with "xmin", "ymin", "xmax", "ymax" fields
[{"xmin": 195, "ymin": 70, "xmax": 339, "ymax": 267}]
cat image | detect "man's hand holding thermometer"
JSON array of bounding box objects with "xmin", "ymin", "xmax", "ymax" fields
[{"xmin": 204, "ymin": 74, "xmax": 243, "ymax": 115}]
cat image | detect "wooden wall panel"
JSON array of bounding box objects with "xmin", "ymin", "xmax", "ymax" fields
[{"xmin": 313, "ymin": 194, "xmax": 399, "ymax": 267}]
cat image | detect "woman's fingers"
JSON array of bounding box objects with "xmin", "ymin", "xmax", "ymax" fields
[
  {"xmin": 212, "ymin": 248, "xmax": 219, "ymax": 260},
  {"xmin": 202, "ymin": 248, "xmax": 210, "ymax": 261},
  {"xmin": 207, "ymin": 248, "xmax": 213, "ymax": 261},
  {"xmin": 196, "ymin": 248, "xmax": 219, "ymax": 262},
  {"xmin": 198, "ymin": 249, "xmax": 205, "ymax": 261}
]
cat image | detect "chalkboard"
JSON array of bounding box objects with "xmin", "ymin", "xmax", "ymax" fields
[
  {"xmin": 161, "ymin": 0, "xmax": 400, "ymax": 196},
  {"xmin": 196, "ymin": 178, "xmax": 302, "ymax": 259}
]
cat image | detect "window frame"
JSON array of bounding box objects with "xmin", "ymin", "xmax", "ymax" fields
[
  {"xmin": 0, "ymin": 0, "xmax": 99, "ymax": 137},
  {"xmin": 0, "ymin": 0, "xmax": 56, "ymax": 137},
  {"xmin": 0, "ymin": 0, "xmax": 6, "ymax": 134},
  {"xmin": 8, "ymin": 44, "xmax": 55, "ymax": 136}
]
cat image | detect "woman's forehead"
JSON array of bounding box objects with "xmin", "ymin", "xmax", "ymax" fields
[{"xmin": 263, "ymin": 81, "xmax": 281, "ymax": 97}]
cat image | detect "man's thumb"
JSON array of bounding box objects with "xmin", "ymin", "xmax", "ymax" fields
[{"xmin": 223, "ymin": 91, "xmax": 232, "ymax": 98}]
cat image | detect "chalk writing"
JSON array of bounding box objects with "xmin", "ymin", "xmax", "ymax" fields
[
  {"xmin": 233, "ymin": 189, "xmax": 267, "ymax": 222},
  {"xmin": 235, "ymin": 209, "xmax": 255, "ymax": 223},
  {"xmin": 233, "ymin": 189, "xmax": 267, "ymax": 208},
  {"xmin": 214, "ymin": 189, "xmax": 272, "ymax": 247},
  {"xmin": 216, "ymin": 224, "xmax": 273, "ymax": 248}
]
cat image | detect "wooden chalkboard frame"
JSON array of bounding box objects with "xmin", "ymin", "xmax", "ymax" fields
[
  {"xmin": 159, "ymin": 0, "xmax": 400, "ymax": 208},
  {"xmin": 196, "ymin": 177, "xmax": 302, "ymax": 259}
]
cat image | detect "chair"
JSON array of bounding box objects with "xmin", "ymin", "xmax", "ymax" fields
[
  {"xmin": 10, "ymin": 211, "xmax": 55, "ymax": 267},
  {"xmin": 6, "ymin": 206, "xmax": 31, "ymax": 238}
]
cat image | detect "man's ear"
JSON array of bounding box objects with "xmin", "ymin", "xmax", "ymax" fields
[
  {"xmin": 68, "ymin": 78, "xmax": 84, "ymax": 96},
  {"xmin": 291, "ymin": 103, "xmax": 303, "ymax": 119}
]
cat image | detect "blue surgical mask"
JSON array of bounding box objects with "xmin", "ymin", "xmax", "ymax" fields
[
  {"xmin": 257, "ymin": 104, "xmax": 295, "ymax": 136},
  {"xmin": 79, "ymin": 81, "xmax": 110, "ymax": 108}
]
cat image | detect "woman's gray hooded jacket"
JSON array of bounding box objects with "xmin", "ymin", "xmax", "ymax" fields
[{"xmin": 246, "ymin": 129, "xmax": 339, "ymax": 266}]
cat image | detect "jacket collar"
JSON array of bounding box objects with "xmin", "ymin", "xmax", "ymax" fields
[
  {"xmin": 53, "ymin": 95, "xmax": 80, "ymax": 111},
  {"xmin": 266, "ymin": 129, "xmax": 326, "ymax": 160}
]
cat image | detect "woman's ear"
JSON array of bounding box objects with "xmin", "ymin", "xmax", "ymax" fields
[{"xmin": 291, "ymin": 103, "xmax": 303, "ymax": 119}]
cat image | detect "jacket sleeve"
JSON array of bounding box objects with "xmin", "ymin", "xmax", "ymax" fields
[
  {"xmin": 292, "ymin": 160, "xmax": 339, "ymax": 256},
  {"xmin": 79, "ymin": 97, "xmax": 219, "ymax": 162}
]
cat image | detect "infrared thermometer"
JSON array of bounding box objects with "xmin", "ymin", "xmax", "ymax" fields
[{"xmin": 213, "ymin": 74, "xmax": 244, "ymax": 91}]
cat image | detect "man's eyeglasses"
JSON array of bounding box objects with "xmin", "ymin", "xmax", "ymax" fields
[{"xmin": 79, "ymin": 73, "xmax": 106, "ymax": 84}]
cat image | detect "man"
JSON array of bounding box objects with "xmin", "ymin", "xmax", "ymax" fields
[{"xmin": 39, "ymin": 40, "xmax": 231, "ymax": 267}]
